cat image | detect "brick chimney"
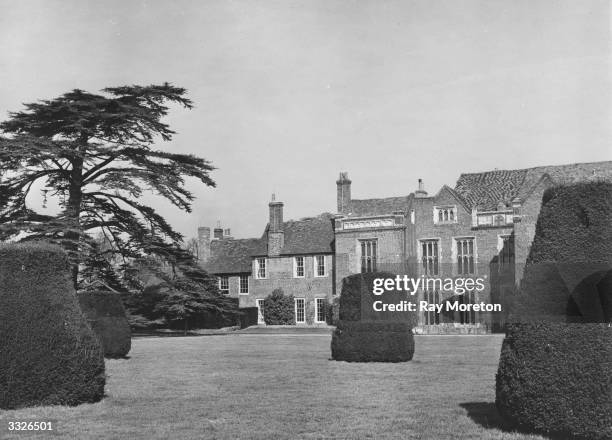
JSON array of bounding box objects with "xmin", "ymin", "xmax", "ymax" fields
[
  {"xmin": 336, "ymin": 172, "xmax": 351, "ymax": 214},
  {"xmin": 213, "ymin": 221, "xmax": 223, "ymax": 240},
  {"xmin": 415, "ymin": 178, "xmax": 428, "ymax": 198},
  {"xmin": 268, "ymin": 194, "xmax": 284, "ymax": 256},
  {"xmin": 197, "ymin": 227, "xmax": 211, "ymax": 263}
]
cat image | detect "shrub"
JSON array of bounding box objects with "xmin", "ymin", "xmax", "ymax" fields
[
  {"xmin": 0, "ymin": 243, "xmax": 105, "ymax": 409},
  {"xmin": 496, "ymin": 323, "xmax": 612, "ymax": 440},
  {"xmin": 511, "ymin": 182, "xmax": 612, "ymax": 323},
  {"xmin": 325, "ymin": 297, "xmax": 339, "ymax": 325},
  {"xmin": 497, "ymin": 183, "xmax": 612, "ymax": 439},
  {"xmin": 331, "ymin": 272, "xmax": 417, "ymax": 362},
  {"xmin": 77, "ymin": 291, "xmax": 131, "ymax": 358},
  {"xmin": 263, "ymin": 288, "xmax": 295, "ymax": 325},
  {"xmin": 239, "ymin": 307, "xmax": 259, "ymax": 329}
]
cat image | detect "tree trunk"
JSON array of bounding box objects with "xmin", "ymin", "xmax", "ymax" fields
[
  {"xmin": 66, "ymin": 152, "xmax": 85, "ymax": 289},
  {"xmin": 184, "ymin": 318, "xmax": 188, "ymax": 336}
]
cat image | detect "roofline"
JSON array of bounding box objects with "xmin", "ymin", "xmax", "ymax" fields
[
  {"xmin": 519, "ymin": 172, "xmax": 555, "ymax": 202},
  {"xmin": 456, "ymin": 160, "xmax": 612, "ymax": 179},
  {"xmin": 432, "ymin": 184, "xmax": 470, "ymax": 211},
  {"xmin": 251, "ymin": 251, "xmax": 335, "ymax": 258}
]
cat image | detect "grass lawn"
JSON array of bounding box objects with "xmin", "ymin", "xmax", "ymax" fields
[{"xmin": 0, "ymin": 334, "xmax": 549, "ymax": 440}]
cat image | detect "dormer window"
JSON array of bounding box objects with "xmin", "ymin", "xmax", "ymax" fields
[{"xmin": 434, "ymin": 206, "xmax": 457, "ymax": 224}]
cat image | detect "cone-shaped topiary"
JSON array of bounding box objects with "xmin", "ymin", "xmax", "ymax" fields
[
  {"xmin": 0, "ymin": 243, "xmax": 105, "ymax": 409},
  {"xmin": 331, "ymin": 272, "xmax": 417, "ymax": 362},
  {"xmin": 496, "ymin": 182, "xmax": 612, "ymax": 439},
  {"xmin": 496, "ymin": 323, "xmax": 611, "ymax": 440},
  {"xmin": 77, "ymin": 291, "xmax": 131, "ymax": 358}
]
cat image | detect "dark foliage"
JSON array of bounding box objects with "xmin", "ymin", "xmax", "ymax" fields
[
  {"xmin": 239, "ymin": 307, "xmax": 259, "ymax": 329},
  {"xmin": 511, "ymin": 182, "xmax": 612, "ymax": 323},
  {"xmin": 496, "ymin": 323, "xmax": 612, "ymax": 440},
  {"xmin": 263, "ymin": 288, "xmax": 295, "ymax": 325},
  {"xmin": 0, "ymin": 243, "xmax": 105, "ymax": 409},
  {"xmin": 497, "ymin": 182, "xmax": 612, "ymax": 439},
  {"xmin": 77, "ymin": 291, "xmax": 131, "ymax": 358},
  {"xmin": 331, "ymin": 272, "xmax": 417, "ymax": 362},
  {"xmin": 325, "ymin": 297, "xmax": 339, "ymax": 325},
  {"xmin": 331, "ymin": 321, "xmax": 415, "ymax": 362},
  {"xmin": 0, "ymin": 83, "xmax": 215, "ymax": 291},
  {"xmin": 121, "ymin": 253, "xmax": 240, "ymax": 333}
]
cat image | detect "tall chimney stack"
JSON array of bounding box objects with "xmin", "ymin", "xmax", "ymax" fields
[
  {"xmin": 268, "ymin": 194, "xmax": 284, "ymax": 256},
  {"xmin": 415, "ymin": 178, "xmax": 428, "ymax": 198},
  {"xmin": 336, "ymin": 172, "xmax": 352, "ymax": 214},
  {"xmin": 197, "ymin": 226, "xmax": 211, "ymax": 262}
]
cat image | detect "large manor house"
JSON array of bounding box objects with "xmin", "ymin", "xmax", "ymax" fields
[{"xmin": 198, "ymin": 161, "xmax": 612, "ymax": 333}]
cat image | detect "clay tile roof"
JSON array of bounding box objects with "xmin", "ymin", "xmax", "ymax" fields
[
  {"xmin": 278, "ymin": 213, "xmax": 335, "ymax": 255},
  {"xmin": 349, "ymin": 195, "xmax": 413, "ymax": 217},
  {"xmin": 454, "ymin": 169, "xmax": 527, "ymax": 210},
  {"xmin": 454, "ymin": 161, "xmax": 612, "ymax": 210},
  {"xmin": 203, "ymin": 238, "xmax": 265, "ymax": 275}
]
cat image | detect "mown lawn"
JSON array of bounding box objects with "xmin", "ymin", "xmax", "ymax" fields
[{"xmin": 0, "ymin": 334, "xmax": 549, "ymax": 439}]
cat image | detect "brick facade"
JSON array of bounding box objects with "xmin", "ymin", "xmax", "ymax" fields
[{"xmin": 199, "ymin": 161, "xmax": 612, "ymax": 331}]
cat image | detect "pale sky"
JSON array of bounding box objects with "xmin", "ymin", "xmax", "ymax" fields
[{"xmin": 1, "ymin": 0, "xmax": 610, "ymax": 240}]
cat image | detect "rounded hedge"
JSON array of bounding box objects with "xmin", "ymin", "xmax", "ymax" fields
[
  {"xmin": 263, "ymin": 288, "xmax": 295, "ymax": 325},
  {"xmin": 77, "ymin": 291, "xmax": 131, "ymax": 358},
  {"xmin": 497, "ymin": 182, "xmax": 612, "ymax": 439},
  {"xmin": 496, "ymin": 323, "xmax": 612, "ymax": 440},
  {"xmin": 511, "ymin": 182, "xmax": 612, "ymax": 323},
  {"xmin": 331, "ymin": 321, "xmax": 415, "ymax": 362},
  {"xmin": 0, "ymin": 243, "xmax": 105, "ymax": 409},
  {"xmin": 331, "ymin": 272, "xmax": 417, "ymax": 362}
]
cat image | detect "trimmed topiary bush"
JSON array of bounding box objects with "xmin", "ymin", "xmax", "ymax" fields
[
  {"xmin": 239, "ymin": 307, "xmax": 259, "ymax": 329},
  {"xmin": 497, "ymin": 182, "xmax": 612, "ymax": 439},
  {"xmin": 77, "ymin": 291, "xmax": 131, "ymax": 358},
  {"xmin": 263, "ymin": 288, "xmax": 295, "ymax": 325},
  {"xmin": 0, "ymin": 243, "xmax": 105, "ymax": 409},
  {"xmin": 496, "ymin": 323, "xmax": 612, "ymax": 440},
  {"xmin": 331, "ymin": 272, "xmax": 417, "ymax": 362}
]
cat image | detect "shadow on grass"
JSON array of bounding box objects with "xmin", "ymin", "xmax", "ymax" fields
[
  {"xmin": 460, "ymin": 402, "xmax": 508, "ymax": 431},
  {"xmin": 460, "ymin": 402, "xmax": 572, "ymax": 440}
]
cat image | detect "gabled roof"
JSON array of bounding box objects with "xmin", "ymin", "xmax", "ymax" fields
[
  {"xmin": 260, "ymin": 213, "xmax": 335, "ymax": 255},
  {"xmin": 349, "ymin": 195, "xmax": 413, "ymax": 217},
  {"xmin": 202, "ymin": 213, "xmax": 335, "ymax": 275},
  {"xmin": 203, "ymin": 238, "xmax": 265, "ymax": 275},
  {"xmin": 433, "ymin": 185, "xmax": 470, "ymax": 211},
  {"xmin": 454, "ymin": 161, "xmax": 612, "ymax": 210}
]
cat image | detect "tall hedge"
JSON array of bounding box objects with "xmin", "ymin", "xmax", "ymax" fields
[
  {"xmin": 331, "ymin": 272, "xmax": 417, "ymax": 362},
  {"xmin": 496, "ymin": 183, "xmax": 612, "ymax": 439},
  {"xmin": 0, "ymin": 243, "xmax": 105, "ymax": 409},
  {"xmin": 496, "ymin": 323, "xmax": 611, "ymax": 440},
  {"xmin": 510, "ymin": 182, "xmax": 612, "ymax": 322},
  {"xmin": 263, "ymin": 288, "xmax": 295, "ymax": 325},
  {"xmin": 77, "ymin": 291, "xmax": 131, "ymax": 358}
]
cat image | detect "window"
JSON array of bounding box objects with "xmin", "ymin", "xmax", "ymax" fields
[
  {"xmin": 315, "ymin": 298, "xmax": 326, "ymax": 323},
  {"xmin": 424, "ymin": 290, "xmax": 440, "ymax": 325},
  {"xmin": 360, "ymin": 240, "xmax": 377, "ymax": 273},
  {"xmin": 498, "ymin": 235, "xmax": 514, "ymax": 269},
  {"xmin": 434, "ymin": 206, "xmax": 457, "ymax": 224},
  {"xmin": 460, "ymin": 290, "xmax": 477, "ymax": 325},
  {"xmin": 218, "ymin": 276, "xmax": 229, "ymax": 293},
  {"xmin": 255, "ymin": 258, "xmax": 267, "ymax": 279},
  {"xmin": 295, "ymin": 298, "xmax": 305, "ymax": 323},
  {"xmin": 294, "ymin": 256, "xmax": 305, "ymax": 278},
  {"xmin": 239, "ymin": 275, "xmax": 249, "ymax": 294},
  {"xmin": 456, "ymin": 238, "xmax": 475, "ymax": 275},
  {"xmin": 314, "ymin": 255, "xmax": 326, "ymax": 277},
  {"xmin": 421, "ymin": 240, "xmax": 439, "ymax": 276}
]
